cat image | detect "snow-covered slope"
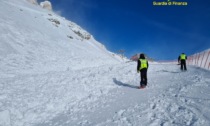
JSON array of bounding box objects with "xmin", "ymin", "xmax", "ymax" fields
[
  {"xmin": 0, "ymin": 0, "xmax": 123, "ymax": 77},
  {"xmin": 1, "ymin": 0, "xmax": 210, "ymax": 126},
  {"xmin": 1, "ymin": 62, "xmax": 210, "ymax": 126}
]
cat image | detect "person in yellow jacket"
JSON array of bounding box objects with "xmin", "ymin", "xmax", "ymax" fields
[
  {"xmin": 178, "ymin": 53, "xmax": 187, "ymax": 71},
  {"xmin": 137, "ymin": 53, "xmax": 149, "ymax": 88}
]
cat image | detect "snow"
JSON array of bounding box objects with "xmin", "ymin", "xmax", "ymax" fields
[
  {"xmin": 1, "ymin": 62, "xmax": 210, "ymax": 126},
  {"xmin": 1, "ymin": 0, "xmax": 210, "ymax": 126}
]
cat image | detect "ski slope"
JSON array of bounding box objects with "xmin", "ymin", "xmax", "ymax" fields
[
  {"xmin": 1, "ymin": 62, "xmax": 210, "ymax": 126},
  {"xmin": 1, "ymin": 0, "xmax": 210, "ymax": 126}
]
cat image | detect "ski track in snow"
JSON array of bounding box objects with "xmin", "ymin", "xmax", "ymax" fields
[
  {"xmin": 1, "ymin": 62, "xmax": 210, "ymax": 126},
  {"xmin": 0, "ymin": 63, "xmax": 123, "ymax": 126}
]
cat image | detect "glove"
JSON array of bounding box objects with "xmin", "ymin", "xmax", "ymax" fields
[{"xmin": 137, "ymin": 71, "xmax": 140, "ymax": 73}]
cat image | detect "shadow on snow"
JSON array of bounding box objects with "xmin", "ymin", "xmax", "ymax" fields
[
  {"xmin": 113, "ymin": 78, "xmax": 138, "ymax": 89},
  {"xmin": 156, "ymin": 70, "xmax": 181, "ymax": 73}
]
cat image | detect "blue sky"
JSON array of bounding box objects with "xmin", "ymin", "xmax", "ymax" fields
[{"xmin": 42, "ymin": 0, "xmax": 210, "ymax": 60}]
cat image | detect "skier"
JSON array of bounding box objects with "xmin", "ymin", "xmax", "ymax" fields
[
  {"xmin": 178, "ymin": 53, "xmax": 187, "ymax": 71},
  {"xmin": 137, "ymin": 53, "xmax": 149, "ymax": 89}
]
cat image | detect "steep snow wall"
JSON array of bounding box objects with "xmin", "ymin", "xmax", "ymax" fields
[{"xmin": 0, "ymin": 0, "xmax": 123, "ymax": 76}]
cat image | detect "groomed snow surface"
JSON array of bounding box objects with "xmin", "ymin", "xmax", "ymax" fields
[{"xmin": 1, "ymin": 63, "xmax": 210, "ymax": 126}]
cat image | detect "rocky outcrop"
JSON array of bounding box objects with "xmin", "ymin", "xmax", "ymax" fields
[
  {"xmin": 68, "ymin": 22, "xmax": 91, "ymax": 40},
  {"xmin": 40, "ymin": 1, "xmax": 52, "ymax": 11},
  {"xmin": 27, "ymin": 0, "xmax": 38, "ymax": 5}
]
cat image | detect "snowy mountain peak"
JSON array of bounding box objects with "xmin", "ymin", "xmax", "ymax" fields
[
  {"xmin": 40, "ymin": 1, "xmax": 52, "ymax": 11},
  {"xmin": 26, "ymin": 0, "xmax": 53, "ymax": 11}
]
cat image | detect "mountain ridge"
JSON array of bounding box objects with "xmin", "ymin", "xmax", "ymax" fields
[{"xmin": 0, "ymin": 0, "xmax": 125, "ymax": 76}]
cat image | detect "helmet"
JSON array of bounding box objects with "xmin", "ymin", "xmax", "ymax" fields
[{"xmin": 140, "ymin": 53, "xmax": 145, "ymax": 59}]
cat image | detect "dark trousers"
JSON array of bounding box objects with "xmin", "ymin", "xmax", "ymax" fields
[
  {"xmin": 181, "ymin": 60, "xmax": 187, "ymax": 70},
  {"xmin": 140, "ymin": 68, "xmax": 147, "ymax": 86}
]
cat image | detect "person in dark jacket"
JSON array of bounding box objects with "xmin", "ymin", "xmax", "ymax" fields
[
  {"xmin": 137, "ymin": 53, "xmax": 149, "ymax": 88},
  {"xmin": 178, "ymin": 53, "xmax": 187, "ymax": 71}
]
